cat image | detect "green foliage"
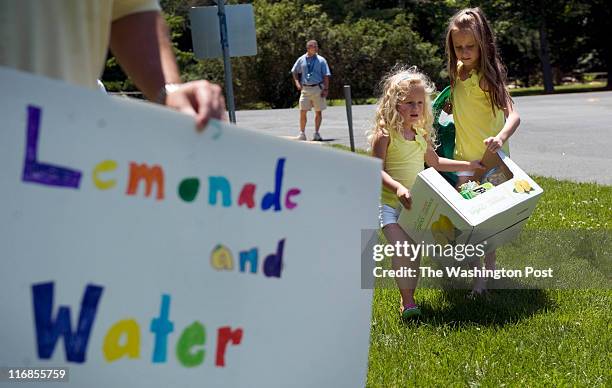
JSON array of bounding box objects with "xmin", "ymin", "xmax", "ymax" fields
[
  {"xmin": 233, "ymin": 0, "xmax": 444, "ymax": 107},
  {"xmin": 236, "ymin": 0, "xmax": 335, "ymax": 108},
  {"xmin": 102, "ymin": 0, "xmax": 611, "ymax": 105},
  {"xmin": 479, "ymin": 0, "xmax": 609, "ymax": 87},
  {"xmin": 325, "ymin": 15, "xmax": 443, "ymax": 99},
  {"xmin": 101, "ymin": 56, "xmax": 137, "ymax": 93}
]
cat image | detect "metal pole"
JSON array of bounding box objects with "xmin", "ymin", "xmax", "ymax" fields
[
  {"xmin": 344, "ymin": 85, "xmax": 355, "ymax": 152},
  {"xmin": 216, "ymin": 1, "xmax": 236, "ymax": 123}
]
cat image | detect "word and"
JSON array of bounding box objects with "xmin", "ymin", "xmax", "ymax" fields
[
  {"xmin": 210, "ymin": 239, "xmax": 285, "ymax": 277},
  {"xmin": 32, "ymin": 282, "xmax": 243, "ymax": 367}
]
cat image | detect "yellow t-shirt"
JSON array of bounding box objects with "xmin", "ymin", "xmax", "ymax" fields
[
  {"xmin": 381, "ymin": 127, "xmax": 428, "ymax": 208},
  {"xmin": 0, "ymin": 0, "xmax": 160, "ymax": 89},
  {"xmin": 452, "ymin": 68, "xmax": 509, "ymax": 161}
]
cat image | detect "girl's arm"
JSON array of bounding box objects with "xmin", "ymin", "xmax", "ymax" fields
[
  {"xmin": 484, "ymin": 100, "xmax": 521, "ymax": 152},
  {"xmin": 425, "ymin": 143, "xmax": 483, "ymax": 172},
  {"xmin": 372, "ymin": 133, "xmax": 413, "ymax": 209}
]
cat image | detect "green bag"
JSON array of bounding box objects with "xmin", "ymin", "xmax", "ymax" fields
[{"xmin": 431, "ymin": 85, "xmax": 457, "ymax": 186}]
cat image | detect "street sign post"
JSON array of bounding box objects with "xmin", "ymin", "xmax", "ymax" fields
[{"xmin": 190, "ymin": 3, "xmax": 257, "ymax": 124}]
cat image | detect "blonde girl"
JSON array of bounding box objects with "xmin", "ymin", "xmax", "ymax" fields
[
  {"xmin": 370, "ymin": 67, "xmax": 482, "ymax": 318},
  {"xmin": 445, "ymin": 7, "xmax": 521, "ymax": 294}
]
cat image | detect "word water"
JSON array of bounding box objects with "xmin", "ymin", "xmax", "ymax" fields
[{"xmin": 32, "ymin": 282, "xmax": 243, "ymax": 367}]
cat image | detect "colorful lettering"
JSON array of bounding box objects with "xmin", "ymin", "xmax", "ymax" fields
[
  {"xmin": 126, "ymin": 162, "xmax": 165, "ymax": 200},
  {"xmin": 176, "ymin": 321, "xmax": 206, "ymax": 367},
  {"xmin": 215, "ymin": 326, "xmax": 243, "ymax": 367},
  {"xmin": 285, "ymin": 188, "xmax": 301, "ymax": 209},
  {"xmin": 22, "ymin": 106, "xmax": 82, "ymax": 188},
  {"xmin": 261, "ymin": 158, "xmax": 285, "ymax": 211},
  {"xmin": 263, "ymin": 239, "xmax": 285, "ymax": 278},
  {"xmin": 237, "ymin": 183, "xmax": 256, "ymax": 209},
  {"xmin": 29, "ymin": 282, "xmax": 248, "ymax": 368},
  {"xmin": 103, "ymin": 319, "xmax": 140, "ymax": 362},
  {"xmin": 208, "ymin": 176, "xmax": 232, "ymax": 207},
  {"xmin": 239, "ymin": 248, "xmax": 258, "ymax": 274},
  {"xmin": 32, "ymin": 282, "xmax": 103, "ymax": 363},
  {"xmin": 150, "ymin": 294, "xmax": 174, "ymax": 363},
  {"xmin": 178, "ymin": 177, "xmax": 200, "ymax": 202},
  {"xmin": 211, "ymin": 244, "xmax": 234, "ymax": 270},
  {"xmin": 92, "ymin": 160, "xmax": 118, "ymax": 190}
]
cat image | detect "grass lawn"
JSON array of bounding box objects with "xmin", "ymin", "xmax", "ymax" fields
[
  {"xmin": 327, "ymin": 97, "xmax": 379, "ymax": 106},
  {"xmin": 323, "ymin": 82, "xmax": 609, "ymax": 108},
  {"xmin": 366, "ymin": 177, "xmax": 611, "ymax": 387},
  {"xmin": 509, "ymin": 82, "xmax": 609, "ymax": 97},
  {"xmin": 326, "ymin": 82, "xmax": 606, "ymax": 106}
]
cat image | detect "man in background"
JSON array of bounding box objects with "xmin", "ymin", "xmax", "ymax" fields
[{"xmin": 291, "ymin": 40, "xmax": 331, "ymax": 141}]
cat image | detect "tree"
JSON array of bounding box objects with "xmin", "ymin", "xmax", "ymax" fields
[
  {"xmin": 478, "ymin": 0, "xmax": 557, "ymax": 92},
  {"xmin": 325, "ymin": 14, "xmax": 443, "ymax": 97},
  {"xmin": 583, "ymin": 0, "xmax": 611, "ymax": 88},
  {"xmin": 107, "ymin": 0, "xmax": 609, "ymax": 106}
]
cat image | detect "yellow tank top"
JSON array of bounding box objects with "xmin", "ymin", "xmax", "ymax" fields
[
  {"xmin": 452, "ymin": 68, "xmax": 509, "ymax": 161},
  {"xmin": 381, "ymin": 127, "xmax": 427, "ymax": 208}
]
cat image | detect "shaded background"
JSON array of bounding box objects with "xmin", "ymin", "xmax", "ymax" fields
[{"xmin": 102, "ymin": 0, "xmax": 611, "ymax": 108}]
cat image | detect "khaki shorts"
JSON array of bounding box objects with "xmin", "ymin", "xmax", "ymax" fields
[{"xmin": 299, "ymin": 85, "xmax": 327, "ymax": 111}]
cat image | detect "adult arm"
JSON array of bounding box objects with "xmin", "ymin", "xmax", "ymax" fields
[{"xmin": 109, "ymin": 11, "xmax": 225, "ymax": 130}]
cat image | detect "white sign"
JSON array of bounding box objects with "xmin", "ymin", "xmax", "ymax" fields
[{"xmin": 0, "ymin": 67, "xmax": 380, "ymax": 387}]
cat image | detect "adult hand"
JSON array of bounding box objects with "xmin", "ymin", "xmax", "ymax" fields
[
  {"xmin": 396, "ymin": 186, "xmax": 412, "ymax": 210},
  {"xmin": 320, "ymin": 89, "xmax": 329, "ymax": 98},
  {"xmin": 165, "ymin": 80, "xmax": 227, "ymax": 131},
  {"xmin": 483, "ymin": 136, "xmax": 503, "ymax": 152},
  {"xmin": 295, "ymin": 80, "xmax": 302, "ymax": 91}
]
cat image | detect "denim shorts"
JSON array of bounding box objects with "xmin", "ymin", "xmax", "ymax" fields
[{"xmin": 379, "ymin": 204, "xmax": 401, "ymax": 228}]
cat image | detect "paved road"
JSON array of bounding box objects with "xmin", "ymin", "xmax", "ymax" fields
[{"xmin": 236, "ymin": 91, "xmax": 612, "ymax": 185}]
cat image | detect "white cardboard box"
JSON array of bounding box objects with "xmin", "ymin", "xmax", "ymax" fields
[{"xmin": 398, "ymin": 151, "xmax": 543, "ymax": 255}]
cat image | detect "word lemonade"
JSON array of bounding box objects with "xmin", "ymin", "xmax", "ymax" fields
[{"xmin": 23, "ymin": 105, "xmax": 302, "ymax": 367}]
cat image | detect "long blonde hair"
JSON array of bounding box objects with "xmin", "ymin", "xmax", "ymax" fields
[
  {"xmin": 445, "ymin": 7, "xmax": 512, "ymax": 114},
  {"xmin": 368, "ymin": 66, "xmax": 436, "ymax": 148}
]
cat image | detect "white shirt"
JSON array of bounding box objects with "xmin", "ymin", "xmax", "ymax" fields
[{"xmin": 0, "ymin": 0, "xmax": 160, "ymax": 88}]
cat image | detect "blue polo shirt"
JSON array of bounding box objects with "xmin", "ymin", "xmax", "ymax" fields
[{"xmin": 291, "ymin": 54, "xmax": 331, "ymax": 85}]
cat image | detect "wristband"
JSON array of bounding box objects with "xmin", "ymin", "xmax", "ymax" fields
[{"xmin": 156, "ymin": 83, "xmax": 181, "ymax": 105}]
